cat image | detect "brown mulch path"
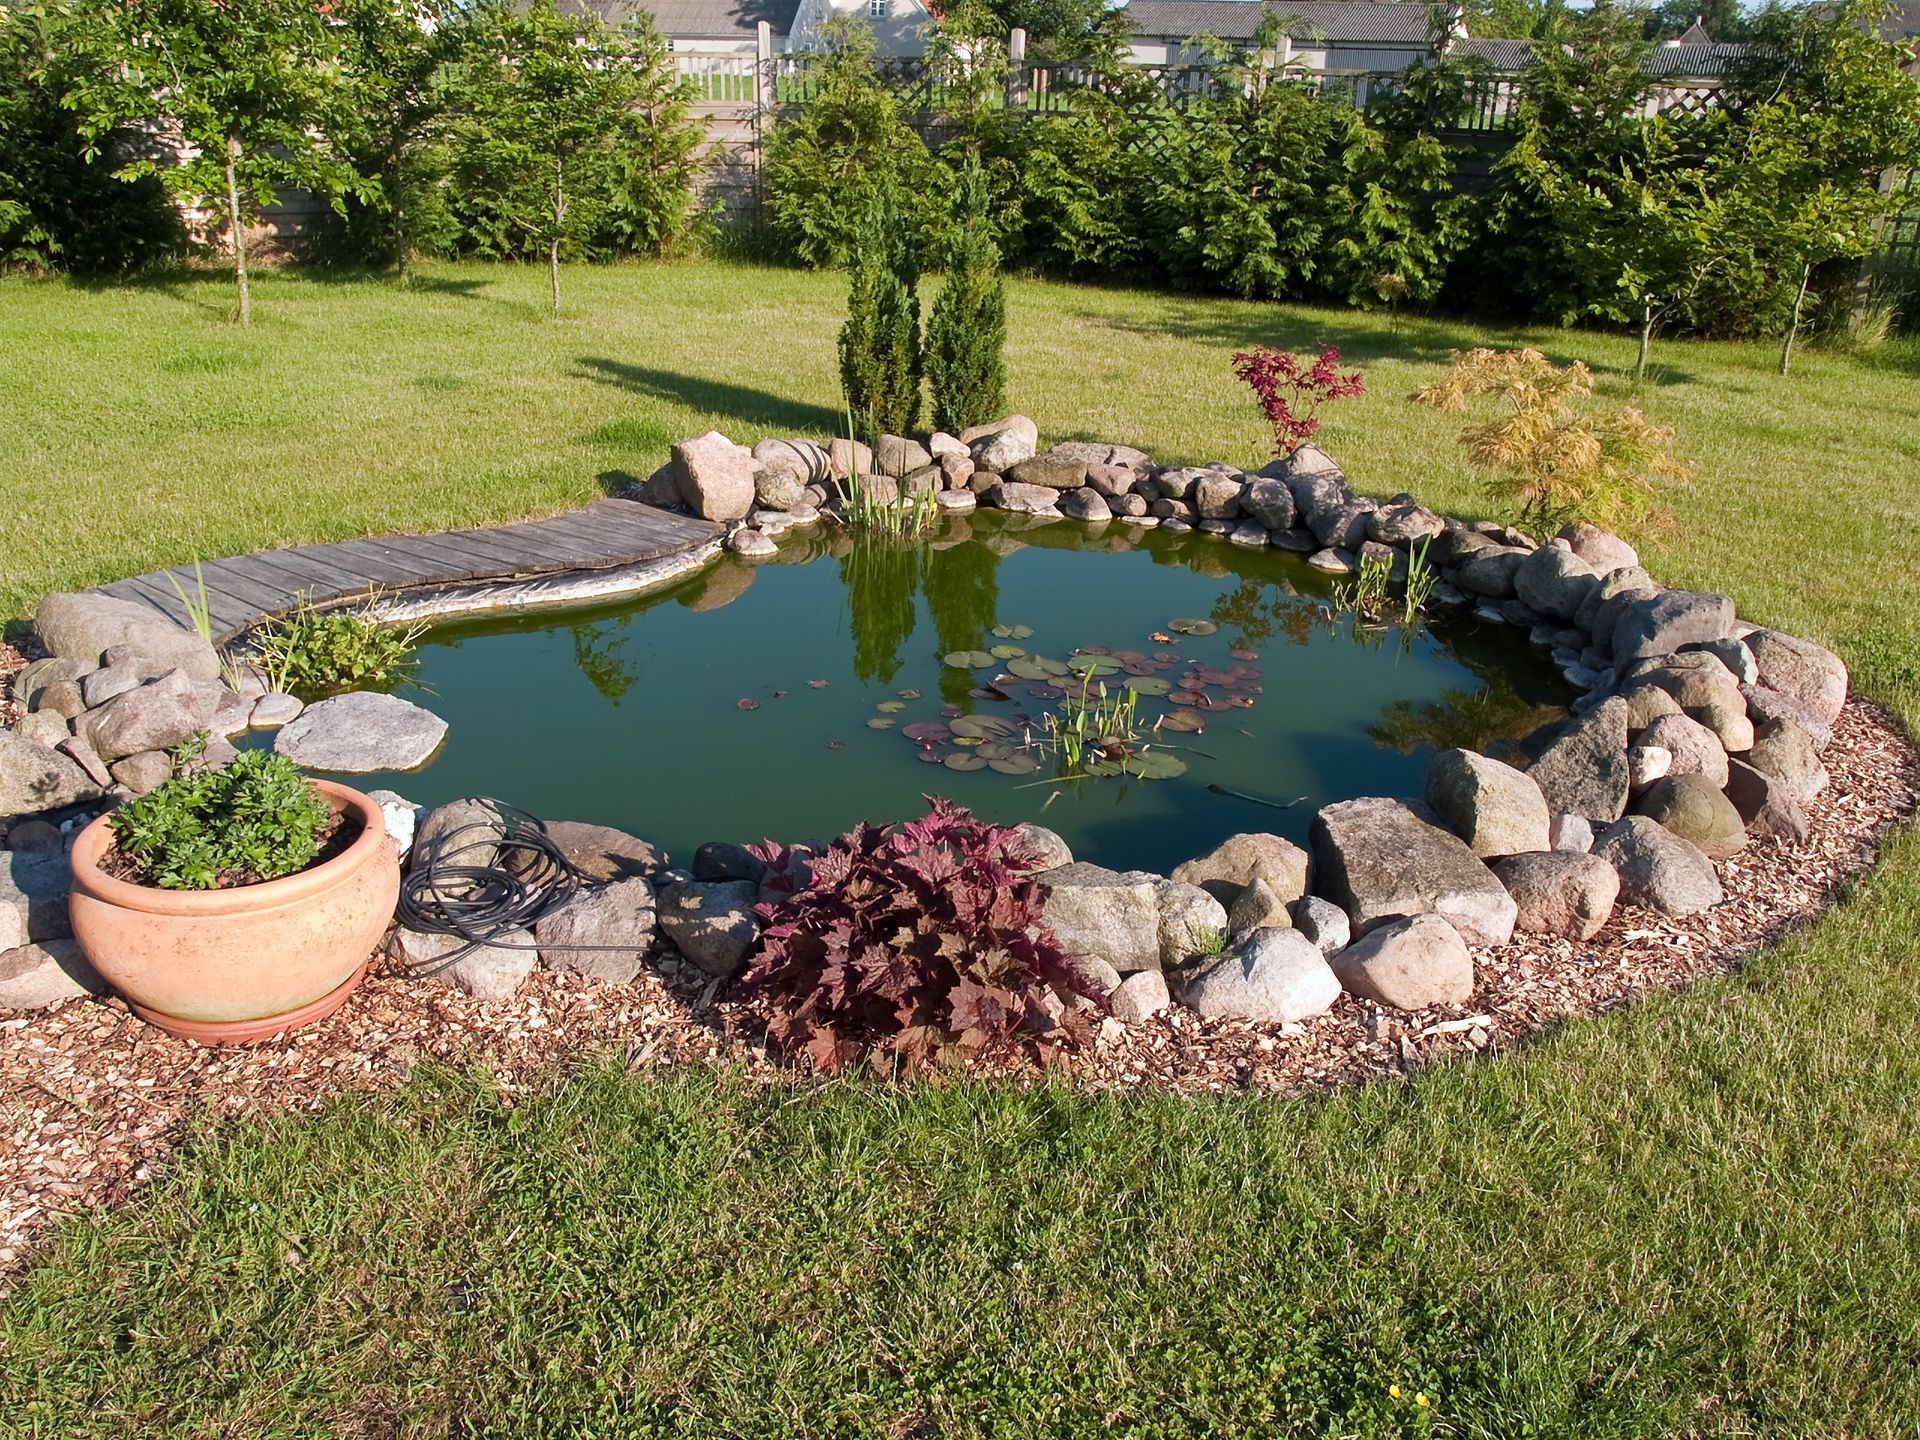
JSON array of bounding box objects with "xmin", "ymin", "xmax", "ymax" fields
[{"xmin": 1, "ymin": 699, "xmax": 1915, "ymax": 1282}]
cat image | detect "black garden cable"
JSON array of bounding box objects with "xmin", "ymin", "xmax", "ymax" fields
[{"xmin": 392, "ymin": 800, "xmax": 655, "ymax": 977}]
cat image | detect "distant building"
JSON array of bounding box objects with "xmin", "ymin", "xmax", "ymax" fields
[
  {"xmin": 555, "ymin": 0, "xmax": 802, "ymax": 55},
  {"xmin": 789, "ymin": 0, "xmax": 936, "ymax": 56},
  {"xmin": 1121, "ymin": 0, "xmax": 1460, "ymax": 69}
]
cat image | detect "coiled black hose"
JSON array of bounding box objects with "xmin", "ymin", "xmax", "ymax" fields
[{"xmin": 392, "ymin": 800, "xmax": 639, "ymax": 977}]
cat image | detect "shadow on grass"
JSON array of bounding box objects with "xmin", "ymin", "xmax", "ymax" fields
[{"xmin": 574, "ymin": 356, "xmax": 842, "ymax": 436}]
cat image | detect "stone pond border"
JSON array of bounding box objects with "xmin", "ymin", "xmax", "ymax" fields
[{"xmin": 2, "ymin": 414, "xmax": 1909, "ymax": 1054}]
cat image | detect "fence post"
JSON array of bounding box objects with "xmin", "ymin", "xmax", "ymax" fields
[
  {"xmin": 1007, "ymin": 27, "xmax": 1028, "ymax": 112},
  {"xmin": 754, "ymin": 21, "xmax": 772, "ymax": 209}
]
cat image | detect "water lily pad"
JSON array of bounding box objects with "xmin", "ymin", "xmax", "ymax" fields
[
  {"xmin": 989, "ymin": 753, "xmax": 1040, "ymax": 776},
  {"xmin": 736, "ymin": 698, "xmax": 760, "ymax": 711},
  {"xmin": 944, "ymin": 752, "xmax": 988, "ymax": 771},
  {"xmin": 826, "ymin": 739, "xmax": 846, "ymax": 749},
  {"xmin": 991, "ymin": 623, "xmax": 1034, "ymax": 639},
  {"xmin": 1082, "ymin": 757, "xmax": 1124, "ymax": 777},
  {"xmin": 976, "ymin": 741, "xmax": 1014, "ymax": 760},
  {"xmin": 1157, "ymin": 710, "xmax": 1205, "ymax": 733},
  {"xmin": 947, "ymin": 650, "xmax": 996, "ymax": 669},
  {"xmin": 1077, "ymin": 644, "xmax": 1112, "ymax": 657},
  {"xmin": 989, "ymin": 645, "xmax": 1027, "ymax": 660},
  {"xmin": 918, "ymin": 750, "xmax": 944, "ymax": 764},
  {"xmin": 806, "ymin": 678, "xmax": 830, "ymax": 689},
  {"xmin": 902, "ymin": 720, "xmax": 954, "ymax": 743},
  {"xmin": 1230, "ymin": 649, "xmax": 1260, "ymax": 662},
  {"xmin": 875, "ymin": 700, "xmax": 906, "ymax": 713},
  {"xmin": 1006, "ymin": 657, "xmax": 1049, "ymax": 681},
  {"xmin": 1168, "ymin": 618, "xmax": 1218, "ymax": 636},
  {"xmin": 1028, "ymin": 683, "xmax": 1065, "ymax": 700},
  {"xmin": 1123, "ymin": 675, "xmax": 1173, "ymax": 696},
  {"xmin": 950, "ymin": 714, "xmax": 1013, "ymax": 739},
  {"xmin": 867, "ymin": 717, "xmax": 895, "ymax": 730},
  {"xmin": 897, "ymin": 688, "xmax": 922, "ymax": 700},
  {"xmin": 1067, "ymin": 654, "xmax": 1123, "ymax": 676},
  {"xmin": 1130, "ymin": 750, "xmax": 1188, "ymax": 780},
  {"xmin": 1168, "ymin": 691, "xmax": 1199, "ymax": 708}
]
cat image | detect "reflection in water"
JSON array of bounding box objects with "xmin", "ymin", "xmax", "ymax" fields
[
  {"xmin": 1207, "ymin": 576, "xmax": 1323, "ymax": 652},
  {"xmin": 1368, "ymin": 675, "xmax": 1565, "ymax": 759},
  {"xmin": 840, "ymin": 539, "xmax": 923, "ymax": 686},
  {"xmin": 924, "ymin": 536, "xmax": 999, "ymax": 707},
  {"xmin": 567, "ymin": 617, "xmax": 638, "ymax": 702}
]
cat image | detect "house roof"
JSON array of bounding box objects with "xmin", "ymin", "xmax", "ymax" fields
[
  {"xmin": 1672, "ymin": 17, "xmax": 1713, "ymax": 44},
  {"xmin": 1883, "ymin": 0, "xmax": 1920, "ymax": 37},
  {"xmin": 1448, "ymin": 36, "xmax": 1533, "ymax": 67},
  {"xmin": 1123, "ymin": 0, "xmax": 1446, "ymax": 45},
  {"xmin": 1641, "ymin": 41, "xmax": 1749, "ymax": 77},
  {"xmin": 555, "ymin": 0, "xmax": 802, "ymax": 38}
]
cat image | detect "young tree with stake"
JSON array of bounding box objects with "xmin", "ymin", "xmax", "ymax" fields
[{"xmin": 926, "ymin": 162, "xmax": 1007, "ymax": 435}]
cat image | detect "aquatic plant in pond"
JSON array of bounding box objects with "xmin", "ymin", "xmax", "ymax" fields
[{"xmin": 303, "ymin": 513, "xmax": 1574, "ymax": 874}]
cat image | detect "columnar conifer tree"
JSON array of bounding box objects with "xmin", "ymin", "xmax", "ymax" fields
[
  {"xmin": 926, "ymin": 161, "xmax": 1008, "ymax": 435},
  {"xmin": 838, "ymin": 193, "xmax": 922, "ymax": 439}
]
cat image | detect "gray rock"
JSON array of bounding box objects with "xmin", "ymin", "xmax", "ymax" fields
[
  {"xmin": 1744, "ymin": 717, "xmax": 1828, "ymax": 803},
  {"xmin": 1227, "ymin": 875, "xmax": 1291, "ymax": 936},
  {"xmin": 1173, "ymin": 928, "xmax": 1341, "ymax": 1023},
  {"xmin": 936, "ymin": 489, "xmax": 977, "ymax": 513},
  {"xmin": 1515, "ymin": 544, "xmax": 1600, "ymax": 622},
  {"xmin": 1741, "ymin": 683, "xmax": 1833, "ymax": 753},
  {"xmin": 1637, "ymin": 713, "xmax": 1729, "ymax": 787},
  {"xmin": 249, "ymin": 691, "xmax": 304, "ymax": 728},
  {"xmin": 14, "ymin": 709, "xmax": 72, "ymax": 751},
  {"xmin": 0, "ymin": 938, "xmax": 105, "ymax": 1011},
  {"xmin": 539, "ymin": 820, "xmax": 665, "ymax": 881},
  {"xmin": 656, "ymin": 878, "xmax": 760, "ymax": 977},
  {"xmin": 1593, "ymin": 815, "xmax": 1723, "ymax": 916},
  {"xmin": 1291, "ymin": 895, "xmax": 1350, "ymax": 954},
  {"xmin": 1628, "ymin": 744, "xmax": 1672, "ymax": 790},
  {"xmin": 1633, "ymin": 659, "xmax": 1754, "ymax": 752},
  {"xmin": 638, "ymin": 463, "xmax": 681, "ymax": 508},
  {"xmin": 752, "ymin": 437, "xmax": 831, "ymax": 487},
  {"xmin": 0, "ymin": 851, "xmax": 75, "ymax": 949},
  {"xmin": 211, "ymin": 688, "xmax": 254, "ymax": 739},
  {"xmin": 1622, "ymin": 683, "xmax": 1685, "ymax": 731},
  {"xmin": 693, "ymin": 841, "xmax": 767, "ymax": 883},
  {"xmin": 1424, "ymin": 748, "xmax": 1551, "ymax": 858},
  {"xmin": 1637, "ymin": 776, "xmax": 1746, "ymax": 862},
  {"xmin": 1154, "ymin": 467, "xmax": 1202, "ymax": 501},
  {"xmin": 108, "ymin": 750, "xmax": 171, "ymax": 796},
  {"xmin": 33, "ymin": 680, "xmax": 86, "ymax": 720},
  {"xmin": 274, "ymin": 691, "xmax": 448, "ymax": 773},
  {"xmin": 1241, "ymin": 478, "xmax": 1296, "ymax": 531},
  {"xmin": 1009, "ymin": 822, "xmax": 1072, "ymax": 871},
  {"xmin": 1006, "ymin": 452, "xmax": 1089, "ymax": 490},
  {"xmin": 80, "ymin": 663, "xmax": 152, "ymax": 710},
  {"xmin": 982, "ymin": 481, "xmax": 1062, "ymax": 516},
  {"xmin": 1171, "ymin": 832, "xmax": 1311, "ymax": 908},
  {"xmin": 4, "ymin": 819, "xmax": 63, "ymax": 854},
  {"xmin": 1527, "ymin": 697, "xmax": 1631, "ymax": 823},
  {"xmin": 0, "ymin": 731, "xmax": 103, "ymax": 821},
  {"xmin": 1307, "ymin": 500, "xmax": 1372, "ymax": 550},
  {"xmin": 56, "ymin": 736, "xmax": 112, "ymax": 788},
  {"xmin": 1454, "ymin": 547, "xmax": 1531, "ymax": 599},
  {"xmin": 1557, "ymin": 522, "xmax": 1638, "ymax": 573},
  {"xmin": 1368, "ymin": 500, "xmax": 1445, "ymax": 546},
  {"xmin": 1493, "ymin": 851, "xmax": 1619, "ymax": 940},
  {"xmin": 1724, "ymin": 758, "xmax": 1809, "ymax": 843},
  {"xmin": 1549, "ymin": 813, "xmax": 1595, "ymax": 853},
  {"xmin": 753, "ymin": 465, "xmax": 805, "ymax": 513},
  {"xmin": 534, "ymin": 876, "xmax": 656, "ymax": 984},
  {"xmin": 1155, "ymin": 878, "xmax": 1230, "ymax": 967},
  {"xmin": 391, "ymin": 926, "xmax": 536, "ymax": 999},
  {"xmin": 1229, "ymin": 522, "xmax": 1268, "ymax": 549},
  {"xmin": 1745, "ymin": 630, "xmax": 1848, "ymax": 725},
  {"xmin": 726, "ymin": 528, "xmax": 777, "ymax": 557},
  {"xmin": 415, "ymin": 797, "xmax": 505, "ymax": 871},
  {"xmin": 671, "ymin": 431, "xmax": 757, "ymax": 522},
  {"xmin": 1192, "ymin": 473, "xmax": 1244, "ymax": 521},
  {"xmin": 1307, "ymin": 548, "xmax": 1354, "ymax": 574},
  {"xmin": 874, "ymin": 434, "xmax": 933, "ymax": 478},
  {"xmin": 1685, "ymin": 636, "xmax": 1758, "ymax": 686},
  {"xmin": 1609, "ymin": 591, "xmax": 1736, "ymax": 665},
  {"xmin": 83, "ymin": 669, "xmax": 220, "ymax": 762},
  {"xmin": 1328, "ymin": 914, "xmax": 1473, "ymax": 1011},
  {"xmin": 970, "ymin": 427, "xmax": 1036, "ymax": 474},
  {"xmin": 1576, "ymin": 567, "xmax": 1658, "ymax": 636},
  {"xmin": 938, "ymin": 451, "xmax": 976, "ymax": 490},
  {"xmin": 1057, "ymin": 487, "xmax": 1113, "ymax": 522},
  {"xmin": 1284, "ymin": 443, "xmax": 1344, "ymax": 485},
  {"xmin": 1310, "ymin": 797, "xmax": 1517, "ymax": 947},
  {"xmin": 1110, "ymin": 967, "xmax": 1171, "ymax": 1023},
  {"xmin": 827, "ymin": 437, "xmax": 874, "ymax": 480},
  {"xmin": 959, "ymin": 413, "xmax": 1038, "ymax": 449},
  {"xmin": 927, "ymin": 431, "xmax": 968, "ymax": 459},
  {"xmin": 14, "ymin": 658, "xmax": 90, "ymax": 709},
  {"xmin": 1036, "ymin": 863, "xmax": 1163, "ymax": 974},
  {"xmin": 34, "ymin": 591, "xmax": 220, "ymax": 679}
]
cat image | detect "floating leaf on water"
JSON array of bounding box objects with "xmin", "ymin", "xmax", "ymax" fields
[
  {"xmin": 1112, "ymin": 649, "xmax": 1147, "ymax": 664},
  {"xmin": 1157, "ymin": 710, "xmax": 1205, "ymax": 733},
  {"xmin": 736, "ymin": 698, "xmax": 760, "ymax": 711},
  {"xmin": 1121, "ymin": 659, "xmax": 1155, "ymax": 677},
  {"xmin": 866, "ymin": 717, "xmax": 895, "ymax": 730},
  {"xmin": 944, "ymin": 752, "xmax": 987, "ymax": 771},
  {"xmin": 976, "ymin": 741, "xmax": 1014, "ymax": 760},
  {"xmin": 1168, "ymin": 691, "xmax": 1198, "ymax": 708},
  {"xmin": 989, "ymin": 645, "xmax": 1027, "ymax": 660},
  {"xmin": 1124, "ymin": 675, "xmax": 1172, "ymax": 696},
  {"xmin": 1028, "ymin": 683, "xmax": 1065, "ymax": 700},
  {"xmin": 1082, "ymin": 757, "xmax": 1124, "ymax": 777},
  {"xmin": 897, "ymin": 688, "xmax": 922, "ymax": 700},
  {"xmin": 875, "ymin": 700, "xmax": 906, "ymax": 713},
  {"xmin": 1230, "ymin": 649, "xmax": 1260, "ymax": 662},
  {"xmin": 968, "ymin": 687, "xmax": 997, "ymax": 700},
  {"xmin": 1130, "ymin": 750, "xmax": 1188, "ymax": 780},
  {"xmin": 773, "ymin": 690, "xmax": 787, "ymax": 699},
  {"xmin": 940, "ymin": 703, "xmax": 962, "ymax": 718},
  {"xmin": 992, "ymin": 623, "xmax": 1034, "ymax": 639},
  {"xmin": 826, "ymin": 739, "xmax": 846, "ymax": 749},
  {"xmin": 1229, "ymin": 695, "xmax": 1256, "ymax": 709},
  {"xmin": 1167, "ymin": 618, "xmax": 1218, "ymax": 636},
  {"xmin": 944, "ymin": 650, "xmax": 995, "ymax": 669},
  {"xmin": 901, "ymin": 721, "xmax": 954, "ymax": 743},
  {"xmin": 1196, "ymin": 667, "xmax": 1237, "ymax": 686},
  {"xmin": 1194, "ymin": 694, "xmax": 1233, "ymax": 712},
  {"xmin": 989, "ymin": 754, "xmax": 1040, "ymax": 776},
  {"xmin": 1076, "ymin": 644, "xmax": 1112, "ymax": 657},
  {"xmin": 918, "ymin": 750, "xmax": 944, "ymax": 764},
  {"xmin": 806, "ymin": 678, "xmax": 830, "ymax": 689},
  {"xmin": 1067, "ymin": 654, "xmax": 1123, "ymax": 676},
  {"xmin": 1154, "ymin": 651, "xmax": 1183, "ymax": 664},
  {"xmin": 1006, "ymin": 657, "xmax": 1050, "ymax": 681},
  {"xmin": 1176, "ymin": 674, "xmax": 1208, "ymax": 691},
  {"xmin": 950, "ymin": 714, "xmax": 1013, "ymax": 739}
]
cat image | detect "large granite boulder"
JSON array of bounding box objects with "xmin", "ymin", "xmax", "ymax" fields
[
  {"xmin": 1745, "ymin": 630, "xmax": 1847, "ymax": 726},
  {"xmin": 0, "ymin": 731, "xmax": 103, "ymax": 821},
  {"xmin": 1636, "ymin": 775, "xmax": 1747, "ymax": 862},
  {"xmin": 34, "ymin": 591, "xmax": 220, "ymax": 679},
  {"xmin": 534, "ymin": 876, "xmax": 656, "ymax": 984},
  {"xmin": 983, "ymin": 481, "xmax": 1061, "ymax": 516},
  {"xmin": 274, "ymin": 691, "xmax": 448, "ymax": 773},
  {"xmin": 874, "ymin": 434, "xmax": 933, "ymax": 478},
  {"xmin": 967, "ymin": 419, "xmax": 1039, "ymax": 474},
  {"xmin": 1172, "ymin": 928, "xmax": 1341, "ymax": 1023},
  {"xmin": 1424, "ymin": 748, "xmax": 1551, "ymax": 858},
  {"xmin": 1632, "ymin": 656, "xmax": 1754, "ymax": 752},
  {"xmin": 1723, "ymin": 758, "xmax": 1810, "ymax": 843},
  {"xmin": 1558, "ymin": 522, "xmax": 1638, "ymax": 573},
  {"xmin": 752, "ymin": 437, "xmax": 831, "ymax": 487},
  {"xmin": 1741, "ymin": 683, "xmax": 1833, "ymax": 753},
  {"xmin": 1526, "ymin": 697, "xmax": 1631, "ymax": 823},
  {"xmin": 1328, "ymin": 913, "xmax": 1473, "ymax": 1010},
  {"xmin": 1292, "ymin": 895, "xmax": 1350, "ymax": 954},
  {"xmin": 414, "ymin": 798, "xmax": 505, "ymax": 872},
  {"xmin": 656, "ymin": 878, "xmax": 759, "ymax": 977},
  {"xmin": 1007, "ymin": 450, "xmax": 1091, "ymax": 490},
  {"xmin": 1241, "ymin": 478, "xmax": 1296, "ymax": 532},
  {"xmin": 1171, "ymin": 832, "xmax": 1311, "ymax": 908},
  {"xmin": 540, "ymin": 820, "xmax": 667, "ymax": 881},
  {"xmin": 391, "ymin": 926, "xmax": 536, "ymax": 1000},
  {"xmin": 1110, "ymin": 968, "xmax": 1170, "ymax": 1023},
  {"xmin": 1, "ymin": 851, "xmax": 75, "ymax": 951},
  {"xmin": 1592, "ymin": 816, "xmax": 1723, "ymax": 915},
  {"xmin": 671, "ymin": 431, "xmax": 757, "ymax": 521},
  {"xmin": 1492, "ymin": 851, "xmax": 1619, "ymax": 940},
  {"xmin": 1155, "ymin": 878, "xmax": 1230, "ymax": 968},
  {"xmin": 1310, "ymin": 797, "xmax": 1517, "ymax": 947},
  {"xmin": 1367, "ymin": 499, "xmax": 1445, "ymax": 546},
  {"xmin": 1608, "ymin": 591, "xmax": 1736, "ymax": 665},
  {"xmin": 1036, "ymin": 863, "xmax": 1163, "ymax": 974},
  {"xmin": 1636, "ymin": 713, "xmax": 1729, "ymax": 787},
  {"xmin": 1192, "ymin": 473, "xmax": 1244, "ymax": 521},
  {"xmin": 1454, "ymin": 548, "xmax": 1529, "ymax": 599},
  {"xmin": 1744, "ymin": 717, "xmax": 1828, "ymax": 802},
  {"xmin": 1514, "ymin": 543, "xmax": 1599, "ymax": 622},
  {"xmin": 82, "ymin": 669, "xmax": 221, "ymax": 763}
]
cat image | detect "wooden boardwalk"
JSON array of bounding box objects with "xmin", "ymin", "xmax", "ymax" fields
[{"xmin": 92, "ymin": 500, "xmax": 724, "ymax": 644}]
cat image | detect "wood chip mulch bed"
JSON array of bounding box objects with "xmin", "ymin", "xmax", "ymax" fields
[{"xmin": 1, "ymin": 699, "xmax": 1914, "ymax": 1283}]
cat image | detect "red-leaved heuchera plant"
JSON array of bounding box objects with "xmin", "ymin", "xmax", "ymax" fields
[
  {"xmin": 1232, "ymin": 345, "xmax": 1365, "ymax": 457},
  {"xmin": 743, "ymin": 798, "xmax": 1109, "ymax": 1074}
]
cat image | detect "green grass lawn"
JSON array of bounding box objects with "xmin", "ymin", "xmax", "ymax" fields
[{"xmin": 2, "ymin": 260, "xmax": 1919, "ymax": 1436}]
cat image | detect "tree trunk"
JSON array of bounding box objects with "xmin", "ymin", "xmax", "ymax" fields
[
  {"xmin": 1780, "ymin": 262, "xmax": 1812, "ymax": 378},
  {"xmin": 390, "ymin": 155, "xmax": 409, "ymax": 279},
  {"xmin": 549, "ymin": 156, "xmax": 564, "ymax": 312},
  {"xmin": 225, "ymin": 137, "xmax": 250, "ymax": 326},
  {"xmin": 1635, "ymin": 297, "xmax": 1653, "ymax": 383}
]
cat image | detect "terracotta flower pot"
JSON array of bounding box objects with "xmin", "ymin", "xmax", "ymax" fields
[{"xmin": 68, "ymin": 781, "xmax": 399, "ymax": 1044}]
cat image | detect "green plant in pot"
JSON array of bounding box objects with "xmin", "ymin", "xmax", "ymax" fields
[{"xmin": 67, "ymin": 747, "xmax": 400, "ymax": 1045}]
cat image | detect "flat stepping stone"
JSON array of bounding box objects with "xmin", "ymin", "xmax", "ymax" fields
[
  {"xmin": 274, "ymin": 691, "xmax": 446, "ymax": 773},
  {"xmin": 249, "ymin": 691, "xmax": 304, "ymax": 729}
]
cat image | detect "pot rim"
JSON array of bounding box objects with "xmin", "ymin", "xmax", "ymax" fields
[{"xmin": 69, "ymin": 779, "xmax": 389, "ymax": 918}]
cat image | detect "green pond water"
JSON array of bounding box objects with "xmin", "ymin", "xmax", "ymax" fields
[{"xmin": 318, "ymin": 512, "xmax": 1572, "ymax": 875}]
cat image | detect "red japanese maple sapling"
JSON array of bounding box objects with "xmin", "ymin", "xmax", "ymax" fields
[{"xmin": 1231, "ymin": 345, "xmax": 1365, "ymax": 458}]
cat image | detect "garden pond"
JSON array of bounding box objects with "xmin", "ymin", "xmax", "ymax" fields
[{"xmin": 308, "ymin": 513, "xmax": 1575, "ymax": 874}]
